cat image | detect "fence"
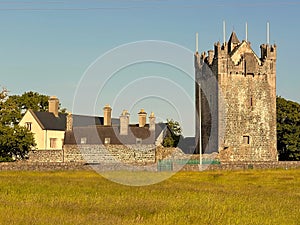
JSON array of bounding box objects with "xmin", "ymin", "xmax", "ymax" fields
[{"xmin": 157, "ymin": 159, "xmax": 220, "ymax": 171}]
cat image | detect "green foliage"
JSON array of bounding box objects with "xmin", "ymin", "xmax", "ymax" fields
[
  {"xmin": 0, "ymin": 156, "xmax": 15, "ymax": 162},
  {"xmin": 18, "ymin": 91, "xmax": 49, "ymax": 112},
  {"xmin": 0, "ymin": 87, "xmax": 50, "ymax": 160},
  {"xmin": 166, "ymin": 119, "xmax": 182, "ymax": 136},
  {"xmin": 162, "ymin": 136, "xmax": 175, "ymax": 147},
  {"xmin": 0, "ymin": 89, "xmax": 51, "ymax": 125},
  {"xmin": 162, "ymin": 119, "xmax": 182, "ymax": 147},
  {"xmin": 277, "ymin": 96, "xmax": 300, "ymax": 161},
  {"xmin": 0, "ymin": 124, "xmax": 36, "ymax": 160}
]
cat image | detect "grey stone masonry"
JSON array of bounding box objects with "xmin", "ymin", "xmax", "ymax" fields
[
  {"xmin": 28, "ymin": 144, "xmax": 156, "ymax": 164},
  {"xmin": 195, "ymin": 32, "xmax": 277, "ymax": 161}
]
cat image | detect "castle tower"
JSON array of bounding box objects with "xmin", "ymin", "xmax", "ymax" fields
[{"xmin": 195, "ymin": 31, "xmax": 278, "ymax": 161}]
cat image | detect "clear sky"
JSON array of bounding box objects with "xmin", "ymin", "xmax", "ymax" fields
[{"xmin": 0, "ymin": 0, "xmax": 299, "ymax": 136}]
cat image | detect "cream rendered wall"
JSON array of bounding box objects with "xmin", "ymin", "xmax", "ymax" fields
[
  {"xmin": 19, "ymin": 110, "xmax": 45, "ymax": 150},
  {"xmin": 19, "ymin": 111, "xmax": 65, "ymax": 150},
  {"xmin": 45, "ymin": 130, "xmax": 65, "ymax": 150}
]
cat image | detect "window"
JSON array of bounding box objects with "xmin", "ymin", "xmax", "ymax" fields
[
  {"xmin": 80, "ymin": 137, "xmax": 87, "ymax": 144},
  {"xmin": 136, "ymin": 138, "xmax": 142, "ymax": 145},
  {"xmin": 25, "ymin": 122, "xmax": 32, "ymax": 131},
  {"xmin": 104, "ymin": 138, "xmax": 110, "ymax": 145},
  {"xmin": 50, "ymin": 138, "xmax": 57, "ymax": 149},
  {"xmin": 243, "ymin": 136, "xmax": 250, "ymax": 145}
]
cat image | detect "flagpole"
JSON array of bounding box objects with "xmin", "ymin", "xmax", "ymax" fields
[{"xmin": 199, "ymin": 81, "xmax": 202, "ymax": 168}]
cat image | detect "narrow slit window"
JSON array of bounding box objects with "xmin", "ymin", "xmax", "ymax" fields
[{"xmin": 243, "ymin": 136, "xmax": 250, "ymax": 145}]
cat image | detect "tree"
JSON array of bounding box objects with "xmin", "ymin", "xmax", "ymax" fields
[
  {"xmin": 0, "ymin": 124, "xmax": 36, "ymax": 160},
  {"xmin": 277, "ymin": 96, "xmax": 300, "ymax": 161},
  {"xmin": 0, "ymin": 88, "xmax": 44, "ymax": 161},
  {"xmin": 163, "ymin": 119, "xmax": 182, "ymax": 147},
  {"xmin": 2, "ymin": 91, "xmax": 67, "ymax": 125}
]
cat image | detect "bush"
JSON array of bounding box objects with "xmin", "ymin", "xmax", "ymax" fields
[
  {"xmin": 0, "ymin": 156, "xmax": 14, "ymax": 162},
  {"xmin": 162, "ymin": 137, "xmax": 175, "ymax": 147}
]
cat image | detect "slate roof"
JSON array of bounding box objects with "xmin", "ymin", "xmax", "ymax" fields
[
  {"xmin": 64, "ymin": 123, "xmax": 168, "ymax": 145},
  {"xmin": 31, "ymin": 110, "xmax": 120, "ymax": 131},
  {"xmin": 72, "ymin": 115, "xmax": 120, "ymax": 127},
  {"xmin": 32, "ymin": 111, "xmax": 67, "ymax": 131},
  {"xmin": 178, "ymin": 137, "xmax": 196, "ymax": 154}
]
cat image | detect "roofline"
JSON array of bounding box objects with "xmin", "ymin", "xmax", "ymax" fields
[
  {"xmin": 28, "ymin": 109, "xmax": 46, "ymax": 130},
  {"xmin": 230, "ymin": 41, "xmax": 262, "ymax": 66}
]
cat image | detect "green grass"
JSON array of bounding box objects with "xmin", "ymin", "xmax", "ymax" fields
[{"xmin": 0, "ymin": 169, "xmax": 299, "ymax": 225}]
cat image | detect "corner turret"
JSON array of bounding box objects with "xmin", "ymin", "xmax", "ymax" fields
[
  {"xmin": 260, "ymin": 44, "xmax": 277, "ymax": 61},
  {"xmin": 228, "ymin": 32, "xmax": 240, "ymax": 53}
]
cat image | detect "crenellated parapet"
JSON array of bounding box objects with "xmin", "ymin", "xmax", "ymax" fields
[{"xmin": 260, "ymin": 44, "xmax": 277, "ymax": 61}]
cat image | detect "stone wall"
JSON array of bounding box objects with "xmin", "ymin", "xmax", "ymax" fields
[
  {"xmin": 28, "ymin": 144, "xmax": 156, "ymax": 164},
  {"xmin": 64, "ymin": 144, "xmax": 156, "ymax": 164},
  {"xmin": 0, "ymin": 162, "xmax": 90, "ymax": 171},
  {"xmin": 28, "ymin": 150, "xmax": 63, "ymax": 162},
  {"xmin": 0, "ymin": 161, "xmax": 299, "ymax": 172},
  {"xmin": 178, "ymin": 161, "xmax": 300, "ymax": 171}
]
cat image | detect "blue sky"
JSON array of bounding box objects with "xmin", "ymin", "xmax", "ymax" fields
[{"xmin": 0, "ymin": 0, "xmax": 299, "ymax": 136}]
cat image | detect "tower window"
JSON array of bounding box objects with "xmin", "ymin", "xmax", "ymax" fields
[{"xmin": 243, "ymin": 136, "xmax": 250, "ymax": 145}]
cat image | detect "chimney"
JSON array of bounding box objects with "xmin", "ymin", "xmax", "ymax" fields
[
  {"xmin": 138, "ymin": 109, "xmax": 147, "ymax": 127},
  {"xmin": 120, "ymin": 110, "xmax": 130, "ymax": 135},
  {"xmin": 103, "ymin": 104, "xmax": 112, "ymax": 126},
  {"xmin": 149, "ymin": 112, "xmax": 156, "ymax": 131},
  {"xmin": 66, "ymin": 112, "xmax": 73, "ymax": 131},
  {"xmin": 48, "ymin": 96, "xmax": 59, "ymax": 117}
]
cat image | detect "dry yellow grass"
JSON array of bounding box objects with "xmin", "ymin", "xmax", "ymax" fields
[{"xmin": 0, "ymin": 169, "xmax": 299, "ymax": 225}]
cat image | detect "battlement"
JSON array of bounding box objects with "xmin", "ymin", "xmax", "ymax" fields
[
  {"xmin": 214, "ymin": 41, "xmax": 229, "ymax": 58},
  {"xmin": 260, "ymin": 44, "xmax": 277, "ymax": 60}
]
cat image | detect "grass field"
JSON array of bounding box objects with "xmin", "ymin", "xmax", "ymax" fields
[{"xmin": 0, "ymin": 169, "xmax": 299, "ymax": 225}]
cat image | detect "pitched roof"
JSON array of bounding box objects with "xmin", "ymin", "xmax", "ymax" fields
[
  {"xmin": 31, "ymin": 111, "xmax": 120, "ymax": 131},
  {"xmin": 228, "ymin": 31, "xmax": 240, "ymax": 44},
  {"xmin": 64, "ymin": 123, "xmax": 167, "ymax": 145},
  {"xmin": 229, "ymin": 41, "xmax": 262, "ymax": 66},
  {"xmin": 32, "ymin": 111, "xmax": 67, "ymax": 131},
  {"xmin": 72, "ymin": 115, "xmax": 120, "ymax": 127}
]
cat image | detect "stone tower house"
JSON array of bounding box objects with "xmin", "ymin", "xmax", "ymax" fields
[{"xmin": 195, "ymin": 31, "xmax": 278, "ymax": 161}]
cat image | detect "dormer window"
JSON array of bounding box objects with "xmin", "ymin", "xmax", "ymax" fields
[
  {"xmin": 80, "ymin": 137, "xmax": 87, "ymax": 144},
  {"xmin": 136, "ymin": 138, "xmax": 142, "ymax": 145},
  {"xmin": 104, "ymin": 138, "xmax": 110, "ymax": 145}
]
